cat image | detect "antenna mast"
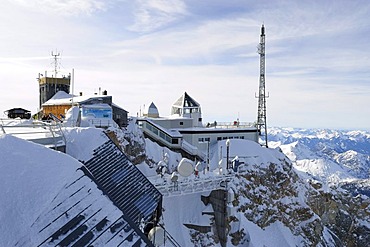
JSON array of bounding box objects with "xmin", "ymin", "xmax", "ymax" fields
[
  {"xmin": 51, "ymin": 50, "xmax": 60, "ymax": 78},
  {"xmin": 256, "ymin": 24, "xmax": 268, "ymax": 147},
  {"xmin": 51, "ymin": 50, "xmax": 60, "ymax": 92}
]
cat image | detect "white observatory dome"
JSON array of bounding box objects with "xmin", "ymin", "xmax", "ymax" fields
[
  {"xmin": 177, "ymin": 158, "xmax": 194, "ymax": 177},
  {"xmin": 144, "ymin": 102, "xmax": 159, "ymax": 118}
]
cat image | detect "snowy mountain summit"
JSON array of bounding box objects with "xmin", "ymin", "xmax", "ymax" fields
[
  {"xmin": 1, "ymin": 123, "xmax": 369, "ymax": 247},
  {"xmin": 116, "ymin": 122, "xmax": 370, "ymax": 246}
]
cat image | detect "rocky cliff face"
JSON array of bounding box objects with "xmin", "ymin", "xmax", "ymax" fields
[
  {"xmin": 230, "ymin": 155, "xmax": 326, "ymax": 246},
  {"xmin": 307, "ymin": 179, "xmax": 370, "ymax": 247},
  {"xmin": 228, "ymin": 151, "xmax": 370, "ymax": 247},
  {"xmin": 106, "ymin": 118, "xmax": 149, "ymax": 166},
  {"xmin": 113, "ymin": 123, "xmax": 370, "ymax": 246}
]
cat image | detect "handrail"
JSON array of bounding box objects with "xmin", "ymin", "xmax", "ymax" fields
[
  {"xmin": 158, "ymin": 223, "xmax": 182, "ymax": 247},
  {"xmin": 0, "ymin": 119, "xmax": 66, "ymax": 149},
  {"xmin": 154, "ymin": 175, "xmax": 233, "ymax": 197},
  {"xmin": 205, "ymin": 121, "xmax": 255, "ymax": 128}
]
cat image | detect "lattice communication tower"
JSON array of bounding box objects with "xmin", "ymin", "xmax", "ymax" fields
[{"xmin": 256, "ymin": 24, "xmax": 268, "ymax": 147}]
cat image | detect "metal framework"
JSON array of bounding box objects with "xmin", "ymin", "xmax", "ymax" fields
[{"xmin": 256, "ymin": 24, "xmax": 268, "ymax": 147}]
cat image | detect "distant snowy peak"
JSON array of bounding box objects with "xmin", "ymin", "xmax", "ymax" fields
[
  {"xmin": 268, "ymin": 127, "xmax": 370, "ymax": 183},
  {"xmin": 269, "ymin": 127, "xmax": 370, "ymax": 140},
  {"xmin": 280, "ymin": 141, "xmax": 317, "ymax": 161},
  {"xmin": 279, "ymin": 141, "xmax": 354, "ymax": 184},
  {"xmin": 335, "ymin": 150, "xmax": 370, "ymax": 179}
]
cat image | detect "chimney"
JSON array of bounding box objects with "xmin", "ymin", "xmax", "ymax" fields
[
  {"xmin": 79, "ymin": 92, "xmax": 83, "ymax": 96},
  {"xmin": 102, "ymin": 90, "xmax": 107, "ymax": 95}
]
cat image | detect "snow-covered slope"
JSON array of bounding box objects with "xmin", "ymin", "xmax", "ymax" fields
[
  {"xmin": 2, "ymin": 120, "xmax": 369, "ymax": 247},
  {"xmin": 0, "ymin": 130, "xmax": 154, "ymax": 247},
  {"xmin": 0, "ymin": 134, "xmax": 80, "ymax": 246}
]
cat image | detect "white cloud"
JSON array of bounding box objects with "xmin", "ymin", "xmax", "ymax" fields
[
  {"xmin": 128, "ymin": 0, "xmax": 188, "ymax": 32},
  {"xmin": 9, "ymin": 0, "xmax": 107, "ymax": 16},
  {"xmin": 113, "ymin": 17, "xmax": 260, "ymax": 66},
  {"xmin": 1, "ymin": 0, "xmax": 370, "ymax": 129}
]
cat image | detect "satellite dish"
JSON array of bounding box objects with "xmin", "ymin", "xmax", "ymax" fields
[
  {"xmin": 177, "ymin": 158, "xmax": 194, "ymax": 177},
  {"xmin": 148, "ymin": 226, "xmax": 165, "ymax": 246}
]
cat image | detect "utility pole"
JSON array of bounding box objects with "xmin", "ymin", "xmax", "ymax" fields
[{"xmin": 256, "ymin": 24, "xmax": 269, "ymax": 147}]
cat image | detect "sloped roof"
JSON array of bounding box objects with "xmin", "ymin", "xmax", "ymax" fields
[
  {"xmin": 18, "ymin": 169, "xmax": 152, "ymax": 246},
  {"xmin": 0, "ymin": 134, "xmax": 153, "ymax": 247},
  {"xmin": 172, "ymin": 92, "xmax": 200, "ymax": 108},
  {"xmin": 81, "ymin": 138, "xmax": 163, "ymax": 227},
  {"xmin": 42, "ymin": 94, "xmax": 111, "ymax": 106}
]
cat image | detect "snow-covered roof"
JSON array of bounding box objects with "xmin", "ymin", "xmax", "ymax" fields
[
  {"xmin": 42, "ymin": 93, "xmax": 111, "ymax": 106},
  {"xmin": 51, "ymin": 90, "xmax": 73, "ymax": 100},
  {"xmin": 0, "ymin": 133, "xmax": 154, "ymax": 246}
]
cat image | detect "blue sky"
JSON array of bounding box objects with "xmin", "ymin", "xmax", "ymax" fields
[{"xmin": 1, "ymin": 0, "xmax": 369, "ymax": 130}]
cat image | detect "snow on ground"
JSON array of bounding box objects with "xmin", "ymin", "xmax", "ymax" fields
[
  {"xmin": 280, "ymin": 141, "xmax": 354, "ymax": 184},
  {"xmin": 242, "ymin": 220, "xmax": 304, "ymax": 247},
  {"xmin": 63, "ymin": 127, "xmax": 108, "ymax": 161},
  {"xmin": 162, "ymin": 191, "xmax": 217, "ymax": 247},
  {"xmin": 144, "ymin": 135, "xmax": 182, "ymax": 173},
  {"xmin": 0, "ymin": 134, "xmax": 82, "ymax": 246},
  {"xmin": 210, "ymin": 139, "xmax": 286, "ymax": 173}
]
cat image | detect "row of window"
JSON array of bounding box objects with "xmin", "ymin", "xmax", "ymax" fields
[
  {"xmin": 198, "ymin": 136, "xmax": 245, "ymax": 143},
  {"xmin": 146, "ymin": 122, "xmax": 179, "ymax": 145},
  {"xmin": 198, "ymin": 137, "xmax": 210, "ymax": 143}
]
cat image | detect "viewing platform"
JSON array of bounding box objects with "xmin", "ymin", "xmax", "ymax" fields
[{"xmin": 0, "ymin": 119, "xmax": 66, "ymax": 152}]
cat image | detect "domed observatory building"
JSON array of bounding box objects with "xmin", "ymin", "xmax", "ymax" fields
[{"xmin": 143, "ymin": 102, "xmax": 160, "ymax": 118}]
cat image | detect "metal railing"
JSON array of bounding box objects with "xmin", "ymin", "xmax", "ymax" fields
[
  {"xmin": 154, "ymin": 174, "xmax": 234, "ymax": 197},
  {"xmin": 205, "ymin": 121, "xmax": 255, "ymax": 128},
  {"xmin": 0, "ymin": 119, "xmax": 66, "ymax": 150},
  {"xmin": 181, "ymin": 140, "xmax": 206, "ymax": 160},
  {"xmin": 86, "ymin": 118, "xmax": 117, "ymax": 128}
]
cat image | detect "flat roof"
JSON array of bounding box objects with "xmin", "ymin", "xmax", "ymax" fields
[{"xmin": 177, "ymin": 127, "xmax": 258, "ymax": 134}]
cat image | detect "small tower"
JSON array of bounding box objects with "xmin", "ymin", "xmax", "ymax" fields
[
  {"xmin": 38, "ymin": 52, "xmax": 71, "ymax": 109},
  {"xmin": 256, "ymin": 25, "xmax": 268, "ymax": 147},
  {"xmin": 143, "ymin": 102, "xmax": 160, "ymax": 118},
  {"xmin": 171, "ymin": 92, "xmax": 203, "ymax": 127}
]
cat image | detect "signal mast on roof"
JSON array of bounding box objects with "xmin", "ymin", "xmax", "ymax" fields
[
  {"xmin": 51, "ymin": 50, "xmax": 60, "ymax": 78},
  {"xmin": 256, "ymin": 24, "xmax": 269, "ymax": 147}
]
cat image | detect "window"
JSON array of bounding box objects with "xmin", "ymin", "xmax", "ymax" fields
[
  {"xmin": 198, "ymin": 138, "xmax": 204, "ymax": 143},
  {"xmin": 240, "ymin": 136, "xmax": 245, "ymax": 139},
  {"xmin": 179, "ymin": 122, "xmax": 184, "ymax": 126},
  {"xmin": 198, "ymin": 118, "xmax": 202, "ymax": 122},
  {"xmin": 172, "ymin": 139, "xmax": 179, "ymax": 144},
  {"xmin": 82, "ymin": 107, "xmax": 112, "ymax": 119},
  {"xmin": 160, "ymin": 131, "xmax": 165, "ymax": 139},
  {"xmin": 217, "ymin": 137, "xmax": 222, "ymax": 141},
  {"xmin": 205, "ymin": 137, "xmax": 210, "ymax": 142}
]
